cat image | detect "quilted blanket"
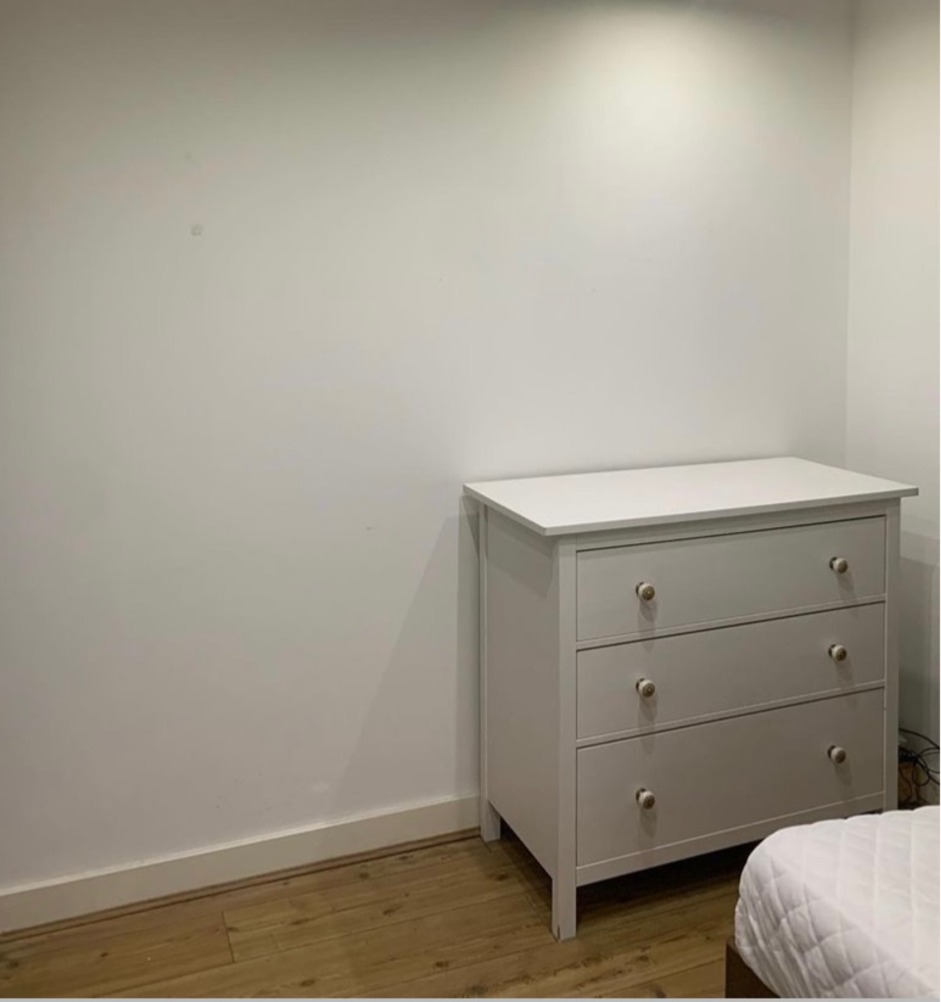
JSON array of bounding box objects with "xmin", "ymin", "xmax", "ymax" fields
[{"xmin": 735, "ymin": 806, "xmax": 940, "ymax": 998}]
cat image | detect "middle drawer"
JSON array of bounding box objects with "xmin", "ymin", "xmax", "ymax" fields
[{"xmin": 576, "ymin": 604, "xmax": 885, "ymax": 741}]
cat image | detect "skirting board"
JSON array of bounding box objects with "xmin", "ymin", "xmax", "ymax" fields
[{"xmin": 0, "ymin": 794, "xmax": 478, "ymax": 934}]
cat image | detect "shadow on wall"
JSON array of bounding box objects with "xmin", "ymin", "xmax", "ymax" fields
[
  {"xmin": 326, "ymin": 498, "xmax": 479, "ymax": 820},
  {"xmin": 898, "ymin": 532, "xmax": 940, "ymax": 796}
]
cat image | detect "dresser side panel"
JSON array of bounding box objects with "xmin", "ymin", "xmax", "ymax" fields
[
  {"xmin": 485, "ymin": 509, "xmax": 560, "ymax": 875},
  {"xmin": 883, "ymin": 499, "xmax": 901, "ymax": 809}
]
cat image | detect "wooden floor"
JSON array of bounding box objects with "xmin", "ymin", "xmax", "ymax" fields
[{"xmin": 0, "ymin": 833, "xmax": 749, "ymax": 998}]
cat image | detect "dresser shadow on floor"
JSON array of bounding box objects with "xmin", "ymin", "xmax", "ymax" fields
[{"xmin": 497, "ymin": 824, "xmax": 755, "ymax": 930}]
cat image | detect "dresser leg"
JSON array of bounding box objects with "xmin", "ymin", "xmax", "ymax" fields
[
  {"xmin": 480, "ymin": 799, "xmax": 501, "ymax": 842},
  {"xmin": 551, "ymin": 874, "xmax": 577, "ymax": 940}
]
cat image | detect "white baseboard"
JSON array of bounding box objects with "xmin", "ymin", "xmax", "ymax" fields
[{"xmin": 0, "ymin": 794, "xmax": 479, "ymax": 934}]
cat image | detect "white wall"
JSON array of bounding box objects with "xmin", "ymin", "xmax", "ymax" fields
[
  {"xmin": 0, "ymin": 0, "xmax": 855, "ymax": 889},
  {"xmin": 846, "ymin": 0, "xmax": 940, "ymax": 747}
]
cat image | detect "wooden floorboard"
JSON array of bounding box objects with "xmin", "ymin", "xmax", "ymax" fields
[
  {"xmin": 0, "ymin": 834, "xmax": 749, "ymax": 998},
  {"xmin": 225, "ymin": 845, "xmax": 528, "ymax": 962},
  {"xmin": 0, "ymin": 832, "xmax": 481, "ymax": 948},
  {"xmin": 611, "ymin": 959, "xmax": 727, "ymax": 999}
]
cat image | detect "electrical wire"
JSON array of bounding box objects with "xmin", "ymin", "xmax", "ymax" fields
[
  {"xmin": 899, "ymin": 727, "xmax": 940, "ymax": 751},
  {"xmin": 901, "ymin": 730, "xmax": 939, "ymax": 780},
  {"xmin": 896, "ymin": 727, "xmax": 939, "ymax": 807},
  {"xmin": 898, "ymin": 726, "xmax": 939, "ymax": 807}
]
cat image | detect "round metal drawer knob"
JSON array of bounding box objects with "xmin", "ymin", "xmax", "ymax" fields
[
  {"xmin": 636, "ymin": 678, "xmax": 656, "ymax": 699},
  {"xmin": 828, "ymin": 744, "xmax": 847, "ymax": 764},
  {"xmin": 636, "ymin": 582, "xmax": 656, "ymax": 602},
  {"xmin": 829, "ymin": 644, "xmax": 848, "ymax": 662},
  {"xmin": 636, "ymin": 788, "xmax": 656, "ymax": 810},
  {"xmin": 830, "ymin": 556, "xmax": 849, "ymax": 574}
]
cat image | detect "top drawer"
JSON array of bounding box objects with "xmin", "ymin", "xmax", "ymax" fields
[{"xmin": 576, "ymin": 518, "xmax": 885, "ymax": 641}]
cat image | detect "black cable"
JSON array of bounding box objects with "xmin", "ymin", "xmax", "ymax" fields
[
  {"xmin": 897, "ymin": 727, "xmax": 939, "ymax": 807},
  {"xmin": 899, "ymin": 744, "xmax": 939, "ymax": 801},
  {"xmin": 919, "ymin": 750, "xmax": 940, "ymax": 783},
  {"xmin": 899, "ymin": 727, "xmax": 940, "ymax": 751},
  {"xmin": 899, "ymin": 728, "xmax": 940, "ymax": 788}
]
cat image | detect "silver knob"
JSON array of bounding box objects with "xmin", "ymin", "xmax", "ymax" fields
[
  {"xmin": 829, "ymin": 644, "xmax": 848, "ymax": 662},
  {"xmin": 636, "ymin": 678, "xmax": 656, "ymax": 699},
  {"xmin": 636, "ymin": 788, "xmax": 656, "ymax": 810},
  {"xmin": 830, "ymin": 556, "xmax": 849, "ymax": 574},
  {"xmin": 828, "ymin": 744, "xmax": 847, "ymax": 764},
  {"xmin": 636, "ymin": 582, "xmax": 656, "ymax": 602}
]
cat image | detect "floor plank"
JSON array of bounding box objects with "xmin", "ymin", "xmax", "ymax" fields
[
  {"xmin": 363, "ymin": 880, "xmax": 737, "ymax": 997},
  {"xmin": 610, "ymin": 958, "xmax": 727, "ymax": 998},
  {"xmin": 1, "ymin": 834, "xmax": 746, "ymax": 999},
  {"xmin": 3, "ymin": 836, "xmax": 494, "ymax": 956},
  {"xmin": 0, "ymin": 912, "xmax": 232, "ymax": 998},
  {"xmin": 225, "ymin": 847, "xmax": 526, "ymax": 961},
  {"xmin": 120, "ymin": 893, "xmax": 552, "ymax": 998}
]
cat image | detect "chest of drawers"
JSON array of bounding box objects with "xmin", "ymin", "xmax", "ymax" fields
[{"xmin": 464, "ymin": 457, "xmax": 916, "ymax": 940}]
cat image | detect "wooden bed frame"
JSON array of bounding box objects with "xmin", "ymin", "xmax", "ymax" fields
[{"xmin": 725, "ymin": 939, "xmax": 779, "ymax": 998}]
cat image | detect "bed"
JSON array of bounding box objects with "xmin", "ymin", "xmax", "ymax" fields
[{"xmin": 728, "ymin": 806, "xmax": 940, "ymax": 998}]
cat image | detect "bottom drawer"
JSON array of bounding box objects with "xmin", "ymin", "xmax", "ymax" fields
[{"xmin": 576, "ymin": 689, "xmax": 884, "ymax": 867}]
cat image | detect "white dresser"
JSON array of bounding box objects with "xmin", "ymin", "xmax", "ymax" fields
[{"xmin": 465, "ymin": 457, "xmax": 917, "ymax": 940}]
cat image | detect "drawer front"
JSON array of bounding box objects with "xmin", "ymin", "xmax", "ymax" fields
[
  {"xmin": 576, "ymin": 689, "xmax": 884, "ymax": 867},
  {"xmin": 576, "ymin": 518, "xmax": 885, "ymax": 641},
  {"xmin": 576, "ymin": 604, "xmax": 885, "ymax": 740}
]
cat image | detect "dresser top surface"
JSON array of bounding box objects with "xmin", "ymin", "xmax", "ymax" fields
[{"xmin": 464, "ymin": 457, "xmax": 917, "ymax": 536}]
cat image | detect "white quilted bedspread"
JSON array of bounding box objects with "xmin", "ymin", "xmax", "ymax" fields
[{"xmin": 735, "ymin": 807, "xmax": 940, "ymax": 998}]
